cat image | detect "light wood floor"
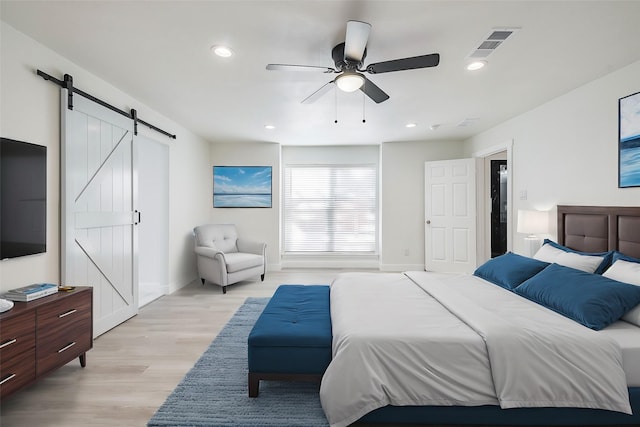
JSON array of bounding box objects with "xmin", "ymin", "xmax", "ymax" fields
[{"xmin": 0, "ymin": 269, "xmax": 345, "ymax": 427}]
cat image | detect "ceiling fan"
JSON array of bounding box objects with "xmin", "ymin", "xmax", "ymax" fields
[{"xmin": 266, "ymin": 20, "xmax": 440, "ymax": 104}]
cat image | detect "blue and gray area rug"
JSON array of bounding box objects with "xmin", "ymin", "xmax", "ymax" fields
[{"xmin": 147, "ymin": 297, "xmax": 329, "ymax": 427}]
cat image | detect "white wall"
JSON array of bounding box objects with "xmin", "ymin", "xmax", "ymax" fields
[
  {"xmin": 380, "ymin": 140, "xmax": 466, "ymax": 270},
  {"xmin": 0, "ymin": 22, "xmax": 211, "ymax": 293},
  {"xmin": 208, "ymin": 142, "xmax": 468, "ymax": 271},
  {"xmin": 209, "ymin": 142, "xmax": 281, "ymax": 270},
  {"xmin": 464, "ymin": 60, "xmax": 640, "ymax": 255}
]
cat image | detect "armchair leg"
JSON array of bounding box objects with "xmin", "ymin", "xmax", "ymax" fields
[
  {"xmin": 200, "ymin": 278, "xmax": 205, "ymax": 285},
  {"xmin": 261, "ymin": 274, "xmax": 265, "ymax": 282},
  {"xmin": 222, "ymin": 286, "xmax": 227, "ymax": 294}
]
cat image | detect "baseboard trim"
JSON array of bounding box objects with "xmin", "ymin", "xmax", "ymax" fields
[
  {"xmin": 281, "ymin": 257, "xmax": 380, "ymax": 269},
  {"xmin": 166, "ymin": 278, "xmax": 193, "ymax": 295}
]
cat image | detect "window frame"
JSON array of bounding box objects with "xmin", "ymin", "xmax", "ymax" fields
[{"xmin": 282, "ymin": 163, "xmax": 379, "ymax": 256}]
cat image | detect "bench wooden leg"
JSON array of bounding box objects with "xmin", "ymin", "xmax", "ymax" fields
[{"xmin": 248, "ymin": 373, "xmax": 259, "ymax": 397}]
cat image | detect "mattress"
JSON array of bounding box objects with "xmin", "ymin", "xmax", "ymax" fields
[{"xmin": 602, "ymin": 320, "xmax": 640, "ymax": 386}]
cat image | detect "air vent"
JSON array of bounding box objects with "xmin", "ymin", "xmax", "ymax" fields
[
  {"xmin": 467, "ymin": 27, "xmax": 520, "ymax": 59},
  {"xmin": 478, "ymin": 40, "xmax": 502, "ymax": 50},
  {"xmin": 457, "ymin": 118, "xmax": 480, "ymax": 128},
  {"xmin": 487, "ymin": 30, "xmax": 514, "ymax": 41}
]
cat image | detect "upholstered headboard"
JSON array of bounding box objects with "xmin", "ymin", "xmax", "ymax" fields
[{"xmin": 557, "ymin": 205, "xmax": 640, "ymax": 259}]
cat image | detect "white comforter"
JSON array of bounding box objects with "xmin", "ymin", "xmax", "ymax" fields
[{"xmin": 319, "ymin": 271, "xmax": 631, "ymax": 427}]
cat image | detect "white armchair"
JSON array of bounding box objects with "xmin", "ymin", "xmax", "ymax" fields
[{"xmin": 193, "ymin": 224, "xmax": 266, "ymax": 294}]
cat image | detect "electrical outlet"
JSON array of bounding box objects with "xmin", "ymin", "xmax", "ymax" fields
[
  {"xmin": 404, "ymin": 249, "xmax": 410, "ymax": 256},
  {"xmin": 519, "ymin": 190, "xmax": 527, "ymax": 200}
]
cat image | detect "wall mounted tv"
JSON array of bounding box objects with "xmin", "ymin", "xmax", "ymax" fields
[{"xmin": 0, "ymin": 137, "xmax": 47, "ymax": 259}]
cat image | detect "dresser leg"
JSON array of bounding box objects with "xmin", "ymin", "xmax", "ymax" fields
[{"xmin": 79, "ymin": 353, "xmax": 86, "ymax": 368}]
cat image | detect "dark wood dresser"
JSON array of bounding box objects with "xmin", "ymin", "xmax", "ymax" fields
[{"xmin": 0, "ymin": 286, "xmax": 93, "ymax": 399}]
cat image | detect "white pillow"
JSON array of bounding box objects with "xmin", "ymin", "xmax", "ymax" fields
[
  {"xmin": 533, "ymin": 244, "xmax": 604, "ymax": 273},
  {"xmin": 533, "ymin": 244, "xmax": 566, "ymax": 262},
  {"xmin": 603, "ymin": 259, "xmax": 640, "ymax": 327}
]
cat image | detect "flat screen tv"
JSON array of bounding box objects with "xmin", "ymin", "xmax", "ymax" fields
[{"xmin": 0, "ymin": 137, "xmax": 47, "ymax": 259}]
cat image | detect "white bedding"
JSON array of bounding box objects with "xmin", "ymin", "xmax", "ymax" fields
[
  {"xmin": 319, "ymin": 271, "xmax": 633, "ymax": 427},
  {"xmin": 602, "ymin": 320, "xmax": 640, "ymax": 386}
]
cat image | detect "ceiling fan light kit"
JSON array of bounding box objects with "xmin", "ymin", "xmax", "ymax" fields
[
  {"xmin": 336, "ymin": 73, "xmax": 365, "ymax": 92},
  {"xmin": 266, "ymin": 20, "xmax": 439, "ymax": 105}
]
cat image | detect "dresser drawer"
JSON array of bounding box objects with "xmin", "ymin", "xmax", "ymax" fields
[
  {"xmin": 0, "ymin": 348, "xmax": 36, "ymax": 398},
  {"xmin": 37, "ymin": 329, "xmax": 92, "ymax": 375},
  {"xmin": 35, "ymin": 290, "xmax": 92, "ymax": 376},
  {"xmin": 0, "ymin": 311, "xmax": 36, "ymax": 362},
  {"xmin": 36, "ymin": 291, "xmax": 92, "ymax": 334}
]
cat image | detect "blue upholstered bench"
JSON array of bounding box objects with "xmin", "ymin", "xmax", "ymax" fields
[{"xmin": 247, "ymin": 284, "xmax": 332, "ymax": 397}]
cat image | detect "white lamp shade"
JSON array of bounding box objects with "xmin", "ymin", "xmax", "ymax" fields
[
  {"xmin": 336, "ymin": 73, "xmax": 364, "ymax": 92},
  {"xmin": 517, "ymin": 210, "xmax": 549, "ymax": 235}
]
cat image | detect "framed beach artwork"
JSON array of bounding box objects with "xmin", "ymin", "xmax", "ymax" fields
[
  {"xmin": 619, "ymin": 91, "xmax": 640, "ymax": 188},
  {"xmin": 213, "ymin": 166, "xmax": 272, "ymax": 208}
]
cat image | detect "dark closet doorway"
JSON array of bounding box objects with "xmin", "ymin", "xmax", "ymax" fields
[{"xmin": 490, "ymin": 160, "xmax": 508, "ymax": 258}]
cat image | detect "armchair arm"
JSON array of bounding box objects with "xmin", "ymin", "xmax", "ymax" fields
[
  {"xmin": 195, "ymin": 246, "xmax": 225, "ymax": 261},
  {"xmin": 194, "ymin": 245, "xmax": 228, "ymax": 286},
  {"xmin": 236, "ymin": 239, "xmax": 266, "ymax": 256}
]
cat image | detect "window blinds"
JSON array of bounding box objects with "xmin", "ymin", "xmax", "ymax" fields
[{"xmin": 283, "ymin": 165, "xmax": 378, "ymax": 253}]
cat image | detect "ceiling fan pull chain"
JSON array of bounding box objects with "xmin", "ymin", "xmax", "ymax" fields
[
  {"xmin": 334, "ymin": 86, "xmax": 338, "ymax": 124},
  {"xmin": 362, "ymin": 83, "xmax": 366, "ymax": 123}
]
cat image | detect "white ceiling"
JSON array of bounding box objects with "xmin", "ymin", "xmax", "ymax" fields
[{"xmin": 2, "ymin": 1, "xmax": 640, "ymax": 146}]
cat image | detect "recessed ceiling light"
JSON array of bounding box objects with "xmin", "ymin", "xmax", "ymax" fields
[
  {"xmin": 405, "ymin": 123, "xmax": 417, "ymax": 128},
  {"xmin": 429, "ymin": 124, "xmax": 441, "ymax": 131},
  {"xmin": 466, "ymin": 60, "xmax": 487, "ymax": 71},
  {"xmin": 211, "ymin": 45, "xmax": 234, "ymax": 58},
  {"xmin": 264, "ymin": 124, "xmax": 275, "ymax": 130}
]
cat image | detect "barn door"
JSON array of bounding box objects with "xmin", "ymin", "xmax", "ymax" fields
[
  {"xmin": 424, "ymin": 158, "xmax": 477, "ymax": 273},
  {"xmin": 61, "ymin": 89, "xmax": 138, "ymax": 337}
]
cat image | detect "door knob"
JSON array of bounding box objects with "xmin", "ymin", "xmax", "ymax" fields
[{"xmin": 426, "ymin": 220, "xmax": 431, "ymax": 224}]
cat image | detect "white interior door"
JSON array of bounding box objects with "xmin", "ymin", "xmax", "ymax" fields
[
  {"xmin": 425, "ymin": 158, "xmax": 477, "ymax": 273},
  {"xmin": 61, "ymin": 89, "xmax": 138, "ymax": 337},
  {"xmin": 137, "ymin": 135, "xmax": 168, "ymax": 307}
]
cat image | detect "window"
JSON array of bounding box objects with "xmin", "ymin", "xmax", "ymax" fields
[{"xmin": 283, "ymin": 165, "xmax": 378, "ymax": 253}]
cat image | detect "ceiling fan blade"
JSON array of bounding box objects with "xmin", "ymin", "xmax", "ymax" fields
[
  {"xmin": 301, "ymin": 80, "xmax": 335, "ymax": 104},
  {"xmin": 366, "ymin": 53, "xmax": 440, "ymax": 74},
  {"xmin": 360, "ymin": 76, "xmax": 389, "ymax": 104},
  {"xmin": 344, "ymin": 20, "xmax": 371, "ymax": 62},
  {"xmin": 266, "ymin": 64, "xmax": 335, "ymax": 73}
]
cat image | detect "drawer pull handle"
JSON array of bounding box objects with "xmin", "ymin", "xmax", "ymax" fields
[
  {"xmin": 59, "ymin": 309, "xmax": 77, "ymax": 318},
  {"xmin": 0, "ymin": 373, "xmax": 16, "ymax": 386},
  {"xmin": 0, "ymin": 338, "xmax": 17, "ymax": 349},
  {"xmin": 58, "ymin": 342, "xmax": 76, "ymax": 353}
]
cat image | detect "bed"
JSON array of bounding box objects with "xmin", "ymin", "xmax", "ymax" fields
[{"xmin": 320, "ymin": 205, "xmax": 640, "ymax": 427}]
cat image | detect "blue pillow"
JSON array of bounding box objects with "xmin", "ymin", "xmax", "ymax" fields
[
  {"xmin": 474, "ymin": 252, "xmax": 550, "ymax": 290},
  {"xmin": 515, "ymin": 263, "xmax": 640, "ymax": 330},
  {"xmin": 542, "ymin": 239, "xmax": 614, "ymax": 274},
  {"xmin": 612, "ymin": 251, "xmax": 640, "ymax": 264}
]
